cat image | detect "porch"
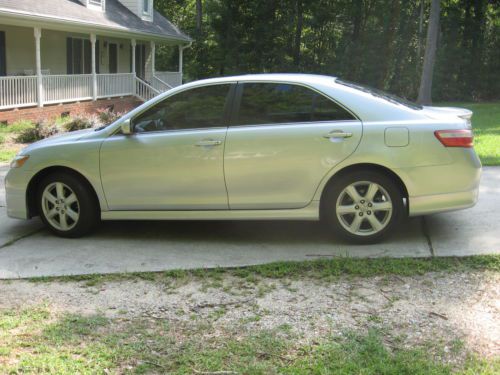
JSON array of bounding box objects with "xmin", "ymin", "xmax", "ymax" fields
[{"xmin": 0, "ymin": 24, "xmax": 187, "ymax": 111}]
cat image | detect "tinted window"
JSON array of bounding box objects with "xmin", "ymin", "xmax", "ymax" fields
[
  {"xmin": 236, "ymin": 83, "xmax": 355, "ymax": 126},
  {"xmin": 133, "ymin": 84, "xmax": 230, "ymax": 133}
]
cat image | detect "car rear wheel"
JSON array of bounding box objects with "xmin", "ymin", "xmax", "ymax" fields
[
  {"xmin": 37, "ymin": 173, "xmax": 99, "ymax": 238},
  {"xmin": 322, "ymin": 171, "xmax": 405, "ymax": 244}
]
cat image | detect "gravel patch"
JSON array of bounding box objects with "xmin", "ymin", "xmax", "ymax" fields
[{"xmin": 0, "ymin": 271, "xmax": 498, "ymax": 358}]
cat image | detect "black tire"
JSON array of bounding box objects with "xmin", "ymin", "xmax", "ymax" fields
[
  {"xmin": 36, "ymin": 172, "xmax": 99, "ymax": 238},
  {"xmin": 321, "ymin": 171, "xmax": 405, "ymax": 244}
]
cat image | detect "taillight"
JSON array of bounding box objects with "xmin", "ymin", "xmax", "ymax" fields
[{"xmin": 434, "ymin": 129, "xmax": 473, "ymax": 148}]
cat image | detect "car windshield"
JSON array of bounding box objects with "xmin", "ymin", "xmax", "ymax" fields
[{"xmin": 335, "ymin": 79, "xmax": 423, "ymax": 110}]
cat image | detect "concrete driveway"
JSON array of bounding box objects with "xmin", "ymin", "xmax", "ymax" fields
[{"xmin": 0, "ymin": 165, "xmax": 499, "ymax": 279}]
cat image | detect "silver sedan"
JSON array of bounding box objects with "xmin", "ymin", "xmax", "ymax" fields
[{"xmin": 5, "ymin": 74, "xmax": 481, "ymax": 243}]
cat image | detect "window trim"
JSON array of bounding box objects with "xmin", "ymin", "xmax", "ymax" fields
[
  {"xmin": 229, "ymin": 80, "xmax": 360, "ymax": 128},
  {"xmin": 128, "ymin": 82, "xmax": 237, "ymax": 135}
]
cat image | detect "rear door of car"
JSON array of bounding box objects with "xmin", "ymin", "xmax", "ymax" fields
[{"xmin": 223, "ymin": 81, "xmax": 362, "ymax": 209}]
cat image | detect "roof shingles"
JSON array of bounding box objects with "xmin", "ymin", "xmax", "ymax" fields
[{"xmin": 0, "ymin": 0, "xmax": 190, "ymax": 42}]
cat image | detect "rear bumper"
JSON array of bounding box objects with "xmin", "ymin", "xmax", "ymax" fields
[{"xmin": 409, "ymin": 187, "xmax": 479, "ymax": 216}]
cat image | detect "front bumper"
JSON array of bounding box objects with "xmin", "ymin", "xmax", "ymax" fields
[{"xmin": 5, "ymin": 167, "xmax": 31, "ymax": 219}]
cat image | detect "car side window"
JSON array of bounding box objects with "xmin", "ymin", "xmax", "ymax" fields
[
  {"xmin": 235, "ymin": 83, "xmax": 355, "ymax": 126},
  {"xmin": 133, "ymin": 84, "xmax": 231, "ymax": 133}
]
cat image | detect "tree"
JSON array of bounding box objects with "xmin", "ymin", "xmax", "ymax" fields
[{"xmin": 417, "ymin": 0, "xmax": 441, "ymax": 105}]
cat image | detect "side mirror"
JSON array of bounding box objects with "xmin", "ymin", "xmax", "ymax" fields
[{"xmin": 120, "ymin": 119, "xmax": 133, "ymax": 135}]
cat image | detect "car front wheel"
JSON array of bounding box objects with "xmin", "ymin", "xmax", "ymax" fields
[
  {"xmin": 37, "ymin": 173, "xmax": 99, "ymax": 238},
  {"xmin": 322, "ymin": 171, "xmax": 405, "ymax": 244}
]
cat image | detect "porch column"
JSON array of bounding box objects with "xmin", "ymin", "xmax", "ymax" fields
[
  {"xmin": 131, "ymin": 39, "xmax": 136, "ymax": 76},
  {"xmin": 34, "ymin": 27, "xmax": 43, "ymax": 107},
  {"xmin": 90, "ymin": 33, "xmax": 97, "ymax": 100},
  {"xmin": 150, "ymin": 41, "xmax": 155, "ymax": 80}
]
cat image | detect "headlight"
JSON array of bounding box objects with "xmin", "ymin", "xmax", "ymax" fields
[{"xmin": 10, "ymin": 155, "xmax": 30, "ymax": 169}]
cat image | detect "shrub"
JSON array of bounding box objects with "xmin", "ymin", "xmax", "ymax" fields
[
  {"xmin": 97, "ymin": 108, "xmax": 123, "ymax": 126},
  {"xmin": 15, "ymin": 120, "xmax": 60, "ymax": 143},
  {"xmin": 0, "ymin": 134, "xmax": 4, "ymax": 145},
  {"xmin": 64, "ymin": 114, "xmax": 102, "ymax": 132}
]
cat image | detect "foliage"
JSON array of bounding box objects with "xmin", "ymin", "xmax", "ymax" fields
[
  {"xmin": 63, "ymin": 114, "xmax": 101, "ymax": 132},
  {"xmin": 15, "ymin": 120, "xmax": 59, "ymax": 143},
  {"xmin": 97, "ymin": 108, "xmax": 124, "ymax": 126},
  {"xmin": 155, "ymin": 0, "xmax": 499, "ymax": 102}
]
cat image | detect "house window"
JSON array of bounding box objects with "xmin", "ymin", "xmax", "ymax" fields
[
  {"xmin": 66, "ymin": 37, "xmax": 92, "ymax": 75},
  {"xmin": 143, "ymin": 0, "xmax": 150, "ymax": 14},
  {"xmin": 89, "ymin": 0, "xmax": 102, "ymax": 5}
]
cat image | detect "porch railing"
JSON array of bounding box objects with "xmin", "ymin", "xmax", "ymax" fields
[
  {"xmin": 155, "ymin": 71, "xmax": 182, "ymax": 88},
  {"xmin": 151, "ymin": 76, "xmax": 173, "ymax": 93},
  {"xmin": 43, "ymin": 74, "xmax": 93, "ymax": 104},
  {"xmin": 135, "ymin": 77, "xmax": 160, "ymax": 102},
  {"xmin": 97, "ymin": 73, "xmax": 135, "ymax": 98},
  {"xmin": 0, "ymin": 76, "xmax": 38, "ymax": 109},
  {"xmin": 0, "ymin": 73, "xmax": 179, "ymax": 111}
]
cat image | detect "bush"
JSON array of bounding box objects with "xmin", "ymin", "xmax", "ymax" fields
[
  {"xmin": 64, "ymin": 114, "xmax": 101, "ymax": 132},
  {"xmin": 15, "ymin": 120, "xmax": 60, "ymax": 143},
  {"xmin": 0, "ymin": 134, "xmax": 5, "ymax": 145},
  {"xmin": 97, "ymin": 108, "xmax": 123, "ymax": 126}
]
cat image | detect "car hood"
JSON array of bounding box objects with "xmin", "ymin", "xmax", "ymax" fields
[
  {"xmin": 422, "ymin": 106, "xmax": 473, "ymax": 121},
  {"xmin": 21, "ymin": 128, "xmax": 97, "ymax": 154}
]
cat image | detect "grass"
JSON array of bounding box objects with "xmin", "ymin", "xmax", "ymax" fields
[
  {"xmin": 0, "ymin": 305, "xmax": 498, "ymax": 374},
  {"xmin": 27, "ymin": 255, "xmax": 500, "ymax": 286},
  {"xmin": 437, "ymin": 102, "xmax": 500, "ymax": 166}
]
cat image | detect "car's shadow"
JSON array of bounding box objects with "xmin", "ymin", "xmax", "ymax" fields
[{"xmin": 90, "ymin": 216, "xmax": 423, "ymax": 246}]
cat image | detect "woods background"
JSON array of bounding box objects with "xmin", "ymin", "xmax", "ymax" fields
[{"xmin": 154, "ymin": 0, "xmax": 499, "ymax": 103}]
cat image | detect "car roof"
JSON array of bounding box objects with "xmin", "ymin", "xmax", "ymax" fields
[{"xmin": 180, "ymin": 73, "xmax": 337, "ymax": 87}]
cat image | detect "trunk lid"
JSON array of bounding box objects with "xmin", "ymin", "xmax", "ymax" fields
[{"xmin": 422, "ymin": 106, "xmax": 473, "ymax": 127}]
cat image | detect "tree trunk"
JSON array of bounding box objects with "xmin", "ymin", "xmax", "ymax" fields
[
  {"xmin": 196, "ymin": 0, "xmax": 202, "ymax": 33},
  {"xmin": 417, "ymin": 0, "xmax": 441, "ymax": 105},
  {"xmin": 293, "ymin": 0, "xmax": 303, "ymax": 67}
]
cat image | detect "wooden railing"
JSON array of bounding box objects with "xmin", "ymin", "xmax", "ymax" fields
[
  {"xmin": 135, "ymin": 77, "xmax": 160, "ymax": 101},
  {"xmin": 0, "ymin": 76, "xmax": 38, "ymax": 110},
  {"xmin": 151, "ymin": 76, "xmax": 173, "ymax": 93},
  {"xmin": 0, "ymin": 72, "xmax": 178, "ymax": 110},
  {"xmin": 43, "ymin": 74, "xmax": 93, "ymax": 104},
  {"xmin": 97, "ymin": 73, "xmax": 135, "ymax": 98},
  {"xmin": 154, "ymin": 71, "xmax": 182, "ymax": 88}
]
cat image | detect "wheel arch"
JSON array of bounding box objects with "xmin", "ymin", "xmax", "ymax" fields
[
  {"xmin": 26, "ymin": 166, "xmax": 100, "ymax": 218},
  {"xmin": 319, "ymin": 163, "xmax": 409, "ymax": 218}
]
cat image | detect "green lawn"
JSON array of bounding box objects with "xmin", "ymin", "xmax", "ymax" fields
[{"xmin": 438, "ymin": 102, "xmax": 500, "ymax": 166}]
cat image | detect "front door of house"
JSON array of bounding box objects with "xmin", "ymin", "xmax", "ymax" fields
[
  {"xmin": 0, "ymin": 31, "xmax": 6, "ymax": 76},
  {"xmin": 109, "ymin": 43, "xmax": 117, "ymax": 74}
]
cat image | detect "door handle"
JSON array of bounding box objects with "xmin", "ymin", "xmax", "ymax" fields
[
  {"xmin": 195, "ymin": 139, "xmax": 223, "ymax": 147},
  {"xmin": 323, "ymin": 130, "xmax": 353, "ymax": 139}
]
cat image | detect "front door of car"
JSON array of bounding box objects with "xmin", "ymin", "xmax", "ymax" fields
[
  {"xmin": 100, "ymin": 83, "xmax": 234, "ymax": 210},
  {"xmin": 224, "ymin": 82, "xmax": 362, "ymax": 209}
]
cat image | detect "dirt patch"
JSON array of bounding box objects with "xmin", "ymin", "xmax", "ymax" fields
[{"xmin": 0, "ymin": 271, "xmax": 498, "ymax": 358}]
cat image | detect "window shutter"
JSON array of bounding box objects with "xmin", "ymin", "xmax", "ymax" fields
[
  {"xmin": 0, "ymin": 31, "xmax": 6, "ymax": 77},
  {"xmin": 84, "ymin": 39, "xmax": 91, "ymax": 74},
  {"xmin": 96, "ymin": 40, "xmax": 100, "ymax": 74},
  {"xmin": 66, "ymin": 37, "xmax": 73, "ymax": 74}
]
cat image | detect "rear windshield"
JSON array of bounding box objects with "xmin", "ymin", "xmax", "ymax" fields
[{"xmin": 336, "ymin": 79, "xmax": 423, "ymax": 110}]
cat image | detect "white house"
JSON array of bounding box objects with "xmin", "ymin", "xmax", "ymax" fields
[{"xmin": 0, "ymin": 0, "xmax": 191, "ymax": 121}]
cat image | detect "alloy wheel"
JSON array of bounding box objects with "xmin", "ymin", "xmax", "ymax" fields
[
  {"xmin": 335, "ymin": 181, "xmax": 393, "ymax": 236},
  {"xmin": 41, "ymin": 182, "xmax": 80, "ymax": 231}
]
